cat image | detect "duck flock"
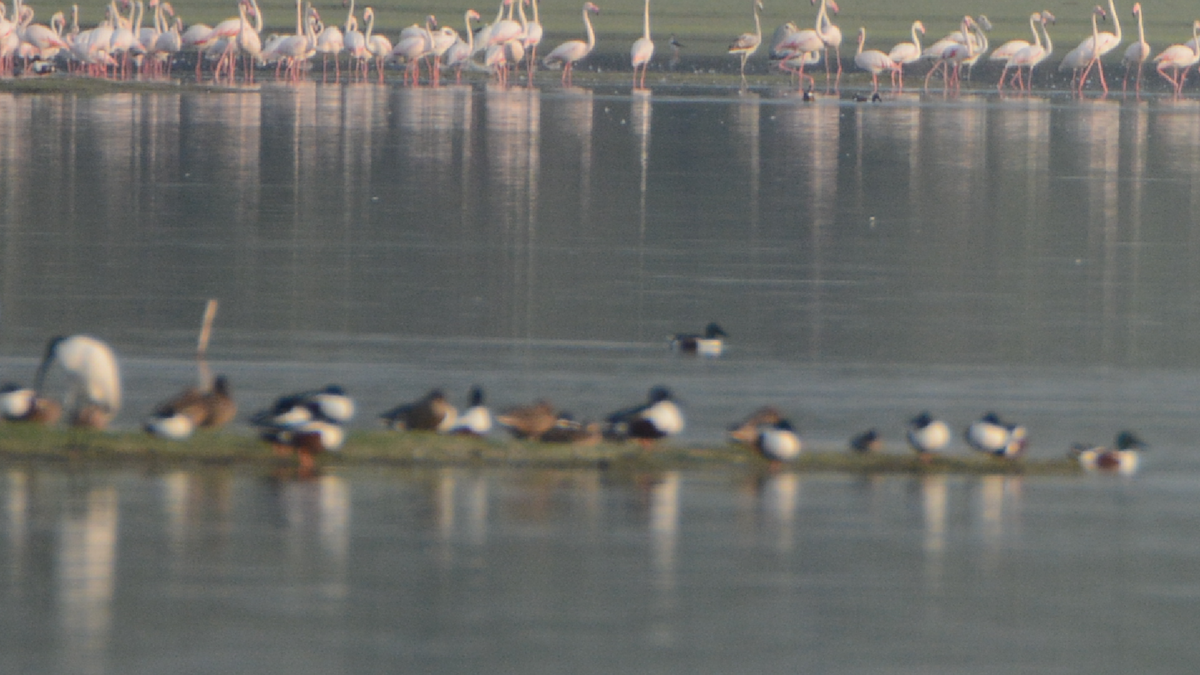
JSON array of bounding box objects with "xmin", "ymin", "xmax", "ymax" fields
[
  {"xmin": 0, "ymin": 325, "xmax": 1148, "ymax": 476},
  {"xmin": 0, "ymin": 0, "xmax": 1196, "ymax": 95}
]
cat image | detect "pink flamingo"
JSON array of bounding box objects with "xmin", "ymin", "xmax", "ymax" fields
[
  {"xmin": 887, "ymin": 20, "xmax": 923, "ymax": 92},
  {"xmin": 1153, "ymin": 20, "xmax": 1200, "ymax": 95},
  {"xmin": 727, "ymin": 0, "xmax": 762, "ymax": 87},
  {"xmin": 542, "ymin": 1, "xmax": 598, "ymax": 86},
  {"xmin": 854, "ymin": 26, "xmax": 894, "ymax": 96},
  {"xmin": 1006, "ymin": 11, "xmax": 1054, "ymax": 92},
  {"xmin": 1121, "ymin": 3, "xmax": 1150, "ymax": 92},
  {"xmin": 630, "ymin": 0, "xmax": 653, "ymax": 88}
]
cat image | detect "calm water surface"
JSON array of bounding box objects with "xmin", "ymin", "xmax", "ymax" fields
[{"xmin": 2, "ymin": 83, "xmax": 1200, "ymax": 670}]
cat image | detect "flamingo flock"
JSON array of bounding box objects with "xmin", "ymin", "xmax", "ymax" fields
[{"xmin": 3, "ymin": 0, "xmax": 1200, "ymax": 94}]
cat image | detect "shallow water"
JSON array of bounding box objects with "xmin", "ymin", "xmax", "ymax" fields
[
  {"xmin": 1, "ymin": 465, "xmax": 1198, "ymax": 674},
  {"xmin": 1, "ymin": 84, "xmax": 1198, "ymax": 456},
  {"xmin": 1, "ymin": 83, "xmax": 1199, "ymax": 671}
]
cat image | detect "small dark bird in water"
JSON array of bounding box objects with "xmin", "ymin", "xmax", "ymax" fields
[
  {"xmin": 853, "ymin": 92, "xmax": 883, "ymax": 102},
  {"xmin": 850, "ymin": 429, "xmax": 882, "ymax": 453},
  {"xmin": 802, "ymin": 84, "xmax": 816, "ymax": 102},
  {"xmin": 670, "ymin": 322, "xmax": 727, "ymax": 357}
]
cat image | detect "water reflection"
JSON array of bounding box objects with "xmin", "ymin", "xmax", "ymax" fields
[{"xmin": 58, "ymin": 486, "xmax": 118, "ymax": 675}]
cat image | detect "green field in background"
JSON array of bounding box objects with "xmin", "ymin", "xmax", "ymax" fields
[{"xmin": 74, "ymin": 0, "xmax": 1200, "ymax": 59}]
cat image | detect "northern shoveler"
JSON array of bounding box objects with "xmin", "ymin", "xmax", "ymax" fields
[
  {"xmin": 495, "ymin": 399, "xmax": 560, "ymax": 440},
  {"xmin": 1070, "ymin": 430, "xmax": 1147, "ymax": 476},
  {"xmin": 446, "ymin": 386, "xmax": 493, "ymax": 436},
  {"xmin": 966, "ymin": 412, "xmax": 1028, "ymax": 458},
  {"xmin": 0, "ymin": 383, "xmax": 62, "ymax": 424},
  {"xmin": 670, "ymin": 322, "xmax": 727, "ymax": 357},
  {"xmin": 753, "ymin": 419, "xmax": 802, "ymax": 462},
  {"xmin": 262, "ymin": 419, "xmax": 346, "ymax": 471},
  {"xmin": 727, "ymin": 406, "xmax": 784, "ymax": 445},
  {"xmin": 605, "ymin": 386, "xmax": 685, "ymax": 445},
  {"xmin": 850, "ymin": 428, "xmax": 882, "ymax": 453},
  {"xmin": 147, "ymin": 375, "xmax": 237, "ymax": 438},
  {"xmin": 254, "ymin": 385, "xmax": 355, "ymax": 427},
  {"xmin": 380, "ymin": 388, "xmax": 458, "ymax": 432},
  {"xmin": 907, "ymin": 411, "xmax": 950, "ymax": 458}
]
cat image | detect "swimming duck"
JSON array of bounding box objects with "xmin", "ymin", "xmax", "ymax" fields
[
  {"xmin": 0, "ymin": 383, "xmax": 62, "ymax": 424},
  {"xmin": 1070, "ymin": 431, "xmax": 1147, "ymax": 476},
  {"xmin": 605, "ymin": 386, "xmax": 685, "ymax": 445},
  {"xmin": 254, "ymin": 385, "xmax": 355, "ymax": 427},
  {"xmin": 380, "ymin": 388, "xmax": 458, "ymax": 432},
  {"xmin": 965, "ymin": 412, "xmax": 1028, "ymax": 458},
  {"xmin": 907, "ymin": 411, "xmax": 950, "ymax": 459},
  {"xmin": 753, "ymin": 418, "xmax": 802, "ymax": 462},
  {"xmin": 727, "ymin": 406, "xmax": 784, "ymax": 445},
  {"xmin": 850, "ymin": 428, "xmax": 882, "ymax": 453},
  {"xmin": 261, "ymin": 419, "xmax": 346, "ymax": 471},
  {"xmin": 495, "ymin": 399, "xmax": 560, "ymax": 440},
  {"xmin": 445, "ymin": 386, "xmax": 492, "ymax": 436},
  {"xmin": 853, "ymin": 91, "xmax": 883, "ymax": 102},
  {"xmin": 670, "ymin": 322, "xmax": 727, "ymax": 357}
]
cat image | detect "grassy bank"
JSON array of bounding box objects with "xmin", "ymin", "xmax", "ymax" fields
[
  {"xmin": 100, "ymin": 0, "xmax": 1200, "ymax": 57},
  {"xmin": 0, "ymin": 424, "xmax": 1082, "ymax": 474}
]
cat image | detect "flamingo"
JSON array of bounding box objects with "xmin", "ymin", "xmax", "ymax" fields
[
  {"xmin": 1059, "ymin": 6, "xmax": 1106, "ymax": 91},
  {"xmin": 32, "ymin": 335, "xmax": 122, "ymax": 429},
  {"xmin": 391, "ymin": 14, "xmax": 435, "ymax": 84},
  {"xmin": 363, "ymin": 8, "xmax": 390, "ymax": 82},
  {"xmin": 441, "ymin": 9, "xmax": 479, "ymax": 84},
  {"xmin": 1078, "ymin": 0, "xmax": 1123, "ymax": 93},
  {"xmin": 542, "ymin": 1, "xmax": 598, "ymax": 86},
  {"xmin": 1153, "ymin": 20, "xmax": 1200, "ymax": 95},
  {"xmin": 1006, "ymin": 11, "xmax": 1053, "ymax": 92},
  {"xmin": 998, "ymin": 12, "xmax": 1043, "ymax": 91},
  {"xmin": 727, "ymin": 0, "xmax": 762, "ymax": 87},
  {"xmin": 854, "ymin": 26, "xmax": 894, "ymax": 96},
  {"xmin": 344, "ymin": 10, "xmax": 366, "ymax": 77},
  {"xmin": 431, "ymin": 24, "xmax": 460, "ymax": 86},
  {"xmin": 887, "ymin": 20, "xmax": 923, "ymax": 92},
  {"xmin": 815, "ymin": 0, "xmax": 840, "ymax": 90},
  {"xmin": 630, "ymin": 0, "xmax": 653, "ymax": 88},
  {"xmin": 180, "ymin": 19, "xmax": 212, "ymax": 79},
  {"xmin": 772, "ymin": 9, "xmax": 823, "ymax": 90},
  {"xmin": 924, "ymin": 16, "xmax": 976, "ymax": 92},
  {"xmin": 991, "ymin": 11, "xmax": 1042, "ymax": 71},
  {"xmin": 314, "ymin": 0, "xmax": 345, "ymax": 81},
  {"xmin": 1121, "ymin": 3, "xmax": 1150, "ymax": 92},
  {"xmin": 488, "ymin": 0, "xmax": 522, "ymax": 47},
  {"xmin": 522, "ymin": 0, "xmax": 542, "ymax": 77}
]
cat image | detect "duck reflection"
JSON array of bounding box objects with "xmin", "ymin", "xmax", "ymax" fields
[
  {"xmin": 919, "ymin": 474, "xmax": 947, "ymax": 589},
  {"xmin": 5, "ymin": 469, "xmax": 29, "ymax": 582},
  {"xmin": 58, "ymin": 486, "xmax": 118, "ymax": 675},
  {"xmin": 975, "ymin": 475, "xmax": 1022, "ymax": 573},
  {"xmin": 647, "ymin": 470, "xmax": 680, "ymax": 591},
  {"xmin": 754, "ymin": 470, "xmax": 800, "ymax": 552},
  {"xmin": 161, "ymin": 469, "xmax": 235, "ymax": 560}
]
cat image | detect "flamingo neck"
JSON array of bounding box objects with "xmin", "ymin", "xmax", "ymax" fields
[
  {"xmin": 344, "ymin": 0, "xmax": 353, "ymax": 32},
  {"xmin": 1040, "ymin": 17, "xmax": 1051, "ymax": 55},
  {"xmin": 1028, "ymin": 13, "xmax": 1040, "ymax": 48},
  {"xmin": 517, "ymin": 0, "xmax": 526, "ymax": 29},
  {"xmin": 583, "ymin": 6, "xmax": 594, "ymax": 51},
  {"xmin": 1136, "ymin": 9, "xmax": 1144, "ymax": 45},
  {"xmin": 856, "ymin": 29, "xmax": 863, "ymax": 56},
  {"xmin": 752, "ymin": 3, "xmax": 760, "ymax": 40},
  {"xmin": 1192, "ymin": 22, "xmax": 1199, "ymax": 57},
  {"xmin": 642, "ymin": 0, "xmax": 650, "ymax": 40},
  {"xmin": 1108, "ymin": 0, "xmax": 1120, "ymax": 42},
  {"xmin": 464, "ymin": 11, "xmax": 474, "ymax": 51},
  {"xmin": 364, "ymin": 10, "xmax": 372, "ymax": 41},
  {"xmin": 294, "ymin": 0, "xmax": 302, "ymax": 37},
  {"xmin": 531, "ymin": 0, "xmax": 538, "ymax": 23},
  {"xmin": 911, "ymin": 21, "xmax": 921, "ymax": 51}
]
